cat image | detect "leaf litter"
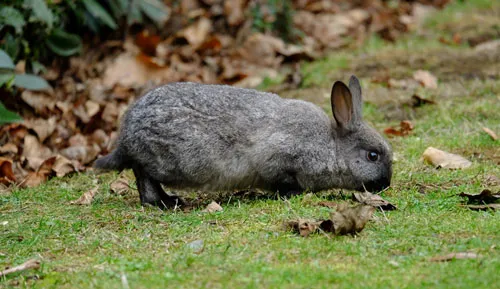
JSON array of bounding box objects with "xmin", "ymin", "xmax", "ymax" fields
[
  {"xmin": 422, "ymin": 147, "xmax": 472, "ymax": 169},
  {"xmin": 285, "ymin": 204, "xmax": 376, "ymax": 237},
  {"xmin": 202, "ymin": 201, "xmax": 223, "ymax": 213},
  {"xmin": 70, "ymin": 187, "xmax": 98, "ymax": 205},
  {"xmin": 430, "ymin": 252, "xmax": 480, "ymax": 262},
  {"xmin": 384, "ymin": 120, "xmax": 414, "ymax": 137},
  {"xmin": 459, "ymin": 189, "xmax": 500, "ymax": 211},
  {"xmin": 353, "ymin": 192, "xmax": 397, "ymax": 211}
]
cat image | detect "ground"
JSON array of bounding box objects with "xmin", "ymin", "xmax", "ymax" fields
[{"xmin": 1, "ymin": 1, "xmax": 499, "ymax": 288}]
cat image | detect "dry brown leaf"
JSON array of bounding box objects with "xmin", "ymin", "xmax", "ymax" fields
[
  {"xmin": 0, "ymin": 158, "xmax": 16, "ymax": 185},
  {"xmin": 430, "ymin": 252, "xmax": 480, "ymax": 262},
  {"xmin": 459, "ymin": 189, "xmax": 500, "ymax": 204},
  {"xmin": 102, "ymin": 102, "xmax": 119, "ymax": 124},
  {"xmin": 24, "ymin": 117, "xmax": 57, "ymax": 143},
  {"xmin": 353, "ymin": 192, "xmax": 397, "ymax": 211},
  {"xmin": 110, "ymin": 173, "xmax": 132, "ymax": 195},
  {"xmin": 0, "ymin": 143, "xmax": 18, "ymax": 155},
  {"xmin": 178, "ymin": 17, "xmax": 212, "ymax": 48},
  {"xmin": 85, "ymin": 100, "xmax": 100, "ymax": 118},
  {"xmin": 413, "ymin": 70, "xmax": 438, "ymax": 89},
  {"xmin": 20, "ymin": 90, "xmax": 56, "ymax": 114},
  {"xmin": 464, "ymin": 204, "xmax": 500, "ymax": 211},
  {"xmin": 0, "ymin": 259, "xmax": 40, "ymax": 277},
  {"xmin": 68, "ymin": 134, "xmax": 88, "ymax": 147},
  {"xmin": 22, "ymin": 134, "xmax": 53, "ymax": 170},
  {"xmin": 70, "ymin": 187, "xmax": 98, "ymax": 205},
  {"xmin": 224, "ymin": 0, "xmax": 245, "ymax": 26},
  {"xmin": 384, "ymin": 120, "xmax": 414, "ymax": 137},
  {"xmin": 484, "ymin": 175, "xmax": 500, "ymax": 186},
  {"xmin": 294, "ymin": 9, "xmax": 368, "ymax": 49},
  {"xmin": 52, "ymin": 155, "xmax": 78, "ymax": 177},
  {"xmin": 103, "ymin": 52, "xmax": 174, "ymax": 88},
  {"xmin": 422, "ymin": 147, "xmax": 472, "ymax": 169},
  {"xmin": 482, "ymin": 127, "xmax": 498, "ymax": 141},
  {"xmin": 329, "ymin": 204, "xmax": 376, "ymax": 235},
  {"xmin": 20, "ymin": 156, "xmax": 56, "ymax": 188},
  {"xmin": 135, "ymin": 30, "xmax": 161, "ymax": 56},
  {"xmin": 286, "ymin": 204, "xmax": 375, "ymax": 237},
  {"xmin": 411, "ymin": 94, "xmax": 436, "ymax": 107},
  {"xmin": 202, "ymin": 201, "xmax": 223, "ymax": 213},
  {"xmin": 285, "ymin": 219, "xmax": 322, "ymax": 237},
  {"xmin": 60, "ymin": 144, "xmax": 100, "ymax": 165},
  {"xmin": 91, "ymin": 129, "xmax": 111, "ymax": 150}
]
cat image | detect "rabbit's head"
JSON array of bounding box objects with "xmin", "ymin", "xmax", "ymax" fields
[{"xmin": 331, "ymin": 76, "xmax": 392, "ymax": 192}]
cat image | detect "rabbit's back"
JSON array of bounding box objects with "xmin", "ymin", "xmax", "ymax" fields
[{"xmin": 117, "ymin": 82, "xmax": 331, "ymax": 190}]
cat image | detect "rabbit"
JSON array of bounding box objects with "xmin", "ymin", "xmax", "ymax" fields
[{"xmin": 94, "ymin": 75, "xmax": 392, "ymax": 208}]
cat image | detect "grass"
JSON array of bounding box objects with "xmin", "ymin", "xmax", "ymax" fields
[{"xmin": 1, "ymin": 1, "xmax": 500, "ymax": 288}]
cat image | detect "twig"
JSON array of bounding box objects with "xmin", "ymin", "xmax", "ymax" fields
[{"xmin": 0, "ymin": 259, "xmax": 40, "ymax": 277}]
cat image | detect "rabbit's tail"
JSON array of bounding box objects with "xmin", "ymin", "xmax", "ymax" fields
[{"xmin": 93, "ymin": 148, "xmax": 128, "ymax": 171}]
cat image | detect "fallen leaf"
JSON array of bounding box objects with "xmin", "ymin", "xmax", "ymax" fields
[
  {"xmin": 20, "ymin": 90, "xmax": 56, "ymax": 114},
  {"xmin": 224, "ymin": 0, "xmax": 245, "ymax": 26},
  {"xmin": 484, "ymin": 175, "xmax": 500, "ymax": 186},
  {"xmin": 422, "ymin": 147, "xmax": 472, "ymax": 169},
  {"xmin": 464, "ymin": 204, "xmax": 500, "ymax": 211},
  {"xmin": 411, "ymin": 94, "xmax": 436, "ymax": 107},
  {"xmin": 202, "ymin": 201, "xmax": 223, "ymax": 213},
  {"xmin": 459, "ymin": 189, "xmax": 500, "ymax": 204},
  {"xmin": 482, "ymin": 127, "xmax": 498, "ymax": 141},
  {"xmin": 70, "ymin": 187, "xmax": 98, "ymax": 205},
  {"xmin": 24, "ymin": 117, "xmax": 57, "ymax": 143},
  {"xmin": 177, "ymin": 17, "xmax": 212, "ymax": 48},
  {"xmin": 329, "ymin": 204, "xmax": 376, "ymax": 236},
  {"xmin": 110, "ymin": 173, "xmax": 132, "ymax": 195},
  {"xmin": 60, "ymin": 144, "xmax": 100, "ymax": 165},
  {"xmin": 135, "ymin": 30, "xmax": 161, "ymax": 56},
  {"xmin": 0, "ymin": 158, "xmax": 16, "ymax": 185},
  {"xmin": 20, "ymin": 156, "xmax": 56, "ymax": 188},
  {"xmin": 286, "ymin": 204, "xmax": 376, "ymax": 237},
  {"xmin": 353, "ymin": 192, "xmax": 397, "ymax": 211},
  {"xmin": 22, "ymin": 134, "xmax": 53, "ymax": 170},
  {"xmin": 85, "ymin": 100, "xmax": 100, "ymax": 118},
  {"xmin": 103, "ymin": 52, "xmax": 174, "ymax": 88},
  {"xmin": 186, "ymin": 239, "xmax": 204, "ymax": 254},
  {"xmin": 0, "ymin": 143, "xmax": 18, "ymax": 155},
  {"xmin": 0, "ymin": 259, "xmax": 40, "ymax": 277},
  {"xmin": 413, "ymin": 70, "xmax": 438, "ymax": 89},
  {"xmin": 285, "ymin": 219, "xmax": 322, "ymax": 237},
  {"xmin": 52, "ymin": 155, "xmax": 78, "ymax": 177},
  {"xmin": 384, "ymin": 120, "xmax": 414, "ymax": 137},
  {"xmin": 430, "ymin": 252, "xmax": 480, "ymax": 262}
]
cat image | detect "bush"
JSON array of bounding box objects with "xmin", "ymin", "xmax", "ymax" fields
[{"xmin": 0, "ymin": 0, "xmax": 170, "ymax": 69}]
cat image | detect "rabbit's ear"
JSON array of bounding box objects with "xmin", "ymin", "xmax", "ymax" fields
[
  {"xmin": 348, "ymin": 75, "xmax": 363, "ymax": 122},
  {"xmin": 331, "ymin": 81, "xmax": 353, "ymax": 128}
]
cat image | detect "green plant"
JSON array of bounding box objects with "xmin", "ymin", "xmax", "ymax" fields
[
  {"xmin": 0, "ymin": 0, "xmax": 170, "ymax": 67},
  {"xmin": 251, "ymin": 0, "xmax": 300, "ymax": 43},
  {"xmin": 0, "ymin": 48, "xmax": 50, "ymax": 124}
]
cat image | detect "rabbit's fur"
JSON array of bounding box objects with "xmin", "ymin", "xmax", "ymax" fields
[{"xmin": 94, "ymin": 75, "xmax": 392, "ymax": 208}]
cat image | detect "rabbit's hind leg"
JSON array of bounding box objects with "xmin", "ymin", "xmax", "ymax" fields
[{"xmin": 132, "ymin": 167, "xmax": 184, "ymax": 209}]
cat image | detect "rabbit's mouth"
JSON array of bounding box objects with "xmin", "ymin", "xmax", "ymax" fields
[{"xmin": 357, "ymin": 177, "xmax": 391, "ymax": 192}]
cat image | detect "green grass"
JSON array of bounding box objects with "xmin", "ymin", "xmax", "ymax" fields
[{"xmin": 1, "ymin": 1, "xmax": 500, "ymax": 288}]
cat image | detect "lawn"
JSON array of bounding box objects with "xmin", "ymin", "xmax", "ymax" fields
[{"xmin": 1, "ymin": 1, "xmax": 499, "ymax": 288}]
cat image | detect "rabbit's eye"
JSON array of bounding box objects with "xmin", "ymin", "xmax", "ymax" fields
[{"xmin": 367, "ymin": 151, "xmax": 379, "ymax": 162}]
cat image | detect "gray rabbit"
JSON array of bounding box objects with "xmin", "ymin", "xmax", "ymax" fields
[{"xmin": 94, "ymin": 75, "xmax": 392, "ymax": 208}]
